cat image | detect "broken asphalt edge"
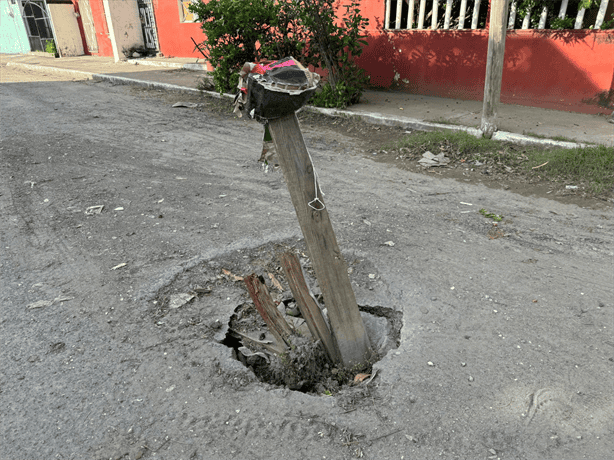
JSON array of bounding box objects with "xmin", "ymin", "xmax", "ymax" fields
[{"xmin": 6, "ymin": 61, "xmax": 588, "ymax": 149}]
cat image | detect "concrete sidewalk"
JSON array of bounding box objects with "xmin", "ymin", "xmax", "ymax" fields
[{"xmin": 3, "ymin": 53, "xmax": 612, "ymax": 147}]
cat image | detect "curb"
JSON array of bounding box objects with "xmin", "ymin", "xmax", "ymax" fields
[
  {"xmin": 6, "ymin": 61, "xmax": 589, "ymax": 149},
  {"xmin": 6, "ymin": 61, "xmax": 210, "ymax": 96},
  {"xmin": 91, "ymin": 74, "xmax": 203, "ymax": 94},
  {"xmin": 6, "ymin": 61, "xmax": 94, "ymax": 79},
  {"xmin": 309, "ymin": 106, "xmax": 483, "ymax": 138},
  {"xmin": 125, "ymin": 59, "xmax": 208, "ymax": 71},
  {"xmin": 491, "ymin": 131, "xmax": 586, "ymax": 149},
  {"xmin": 304, "ymin": 107, "xmax": 587, "ymax": 149}
]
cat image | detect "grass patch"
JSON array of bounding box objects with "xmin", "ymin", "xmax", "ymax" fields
[
  {"xmin": 525, "ymin": 145, "xmax": 613, "ymax": 195},
  {"xmin": 386, "ymin": 130, "xmax": 614, "ymax": 197}
]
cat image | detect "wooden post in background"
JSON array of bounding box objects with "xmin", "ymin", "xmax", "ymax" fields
[
  {"xmin": 268, "ymin": 113, "xmax": 372, "ymax": 368},
  {"xmin": 481, "ymin": 0, "xmax": 509, "ymax": 138}
]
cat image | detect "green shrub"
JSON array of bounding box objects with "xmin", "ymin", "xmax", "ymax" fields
[
  {"xmin": 188, "ymin": 0, "xmax": 280, "ymax": 93},
  {"xmin": 189, "ymin": 0, "xmax": 370, "ymax": 108},
  {"xmin": 45, "ymin": 40, "xmax": 56, "ymax": 55}
]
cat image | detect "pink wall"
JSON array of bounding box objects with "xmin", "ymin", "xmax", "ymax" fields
[
  {"xmin": 357, "ymin": 1, "xmax": 614, "ymax": 114},
  {"xmin": 131, "ymin": 0, "xmax": 612, "ymax": 114},
  {"xmin": 86, "ymin": 0, "xmax": 113, "ymax": 57},
  {"xmin": 152, "ymin": 0, "xmax": 206, "ymax": 59}
]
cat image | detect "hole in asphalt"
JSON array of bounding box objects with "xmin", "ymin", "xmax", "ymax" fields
[
  {"xmin": 221, "ymin": 301, "xmax": 401, "ymax": 394},
  {"xmin": 150, "ymin": 240, "xmax": 402, "ymax": 394}
]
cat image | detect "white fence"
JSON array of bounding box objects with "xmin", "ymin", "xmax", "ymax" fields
[{"xmin": 384, "ymin": 0, "xmax": 612, "ymax": 30}]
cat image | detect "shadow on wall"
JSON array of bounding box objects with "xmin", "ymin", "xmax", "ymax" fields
[{"xmin": 357, "ymin": 27, "xmax": 613, "ymax": 115}]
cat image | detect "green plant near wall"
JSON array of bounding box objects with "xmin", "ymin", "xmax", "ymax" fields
[
  {"xmin": 45, "ymin": 39, "xmax": 57, "ymax": 56},
  {"xmin": 188, "ymin": 0, "xmax": 370, "ymax": 108},
  {"xmin": 289, "ymin": 0, "xmax": 370, "ymax": 108},
  {"xmin": 188, "ymin": 0, "xmax": 282, "ymax": 93}
]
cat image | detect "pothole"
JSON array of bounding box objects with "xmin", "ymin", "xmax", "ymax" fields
[
  {"xmin": 222, "ymin": 300, "xmax": 401, "ymax": 393},
  {"xmin": 149, "ymin": 240, "xmax": 402, "ymax": 394}
]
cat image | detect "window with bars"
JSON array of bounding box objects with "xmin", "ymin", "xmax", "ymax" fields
[{"xmin": 20, "ymin": 0, "xmax": 54, "ymax": 51}]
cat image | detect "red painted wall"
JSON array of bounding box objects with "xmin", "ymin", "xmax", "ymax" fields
[
  {"xmin": 146, "ymin": 0, "xmax": 612, "ymax": 114},
  {"xmin": 152, "ymin": 0, "xmax": 206, "ymax": 60},
  {"xmin": 357, "ymin": 0, "xmax": 613, "ymax": 114},
  {"xmin": 87, "ymin": 0, "xmax": 113, "ymax": 57}
]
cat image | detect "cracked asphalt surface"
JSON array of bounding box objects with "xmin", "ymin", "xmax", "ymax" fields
[{"xmin": 1, "ymin": 64, "xmax": 612, "ymax": 460}]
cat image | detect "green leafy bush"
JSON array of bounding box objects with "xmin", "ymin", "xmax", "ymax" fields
[
  {"xmin": 297, "ymin": 0, "xmax": 370, "ymax": 108},
  {"xmin": 189, "ymin": 0, "xmax": 370, "ymax": 108},
  {"xmin": 45, "ymin": 39, "xmax": 56, "ymax": 56},
  {"xmin": 550, "ymin": 16, "xmax": 575, "ymax": 29},
  {"xmin": 188, "ymin": 0, "xmax": 279, "ymax": 93}
]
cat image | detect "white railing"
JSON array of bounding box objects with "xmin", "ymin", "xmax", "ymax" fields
[{"xmin": 384, "ymin": 0, "xmax": 612, "ymax": 31}]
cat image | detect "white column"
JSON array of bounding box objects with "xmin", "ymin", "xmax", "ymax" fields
[
  {"xmin": 508, "ymin": 1, "xmax": 516, "ymax": 29},
  {"xmin": 538, "ymin": 6, "xmax": 547, "ymax": 29},
  {"xmin": 407, "ymin": 0, "xmax": 416, "ymax": 29},
  {"xmin": 418, "ymin": 0, "xmax": 426, "ymax": 29},
  {"xmin": 594, "ymin": 0, "xmax": 610, "ymax": 29},
  {"xmin": 432, "ymin": 0, "xmax": 439, "ymax": 29},
  {"xmin": 395, "ymin": 0, "xmax": 403, "ymax": 29},
  {"xmin": 471, "ymin": 0, "xmax": 482, "ymax": 29},
  {"xmin": 459, "ymin": 0, "xmax": 468, "ymax": 29},
  {"xmin": 575, "ymin": 8, "xmax": 586, "ymax": 29},
  {"xmin": 385, "ymin": 0, "xmax": 391, "ymax": 29},
  {"xmin": 444, "ymin": 0, "xmax": 453, "ymax": 29},
  {"xmin": 521, "ymin": 7, "xmax": 531, "ymax": 29},
  {"xmin": 558, "ymin": 0, "xmax": 569, "ymax": 18},
  {"xmin": 102, "ymin": 0, "xmax": 120, "ymax": 62}
]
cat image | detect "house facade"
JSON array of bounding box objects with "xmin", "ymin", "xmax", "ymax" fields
[
  {"xmin": 2, "ymin": 1, "xmax": 612, "ymax": 114},
  {"xmin": 357, "ymin": 0, "xmax": 613, "ymax": 114}
]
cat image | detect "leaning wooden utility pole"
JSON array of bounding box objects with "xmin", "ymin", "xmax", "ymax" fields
[
  {"xmin": 234, "ymin": 58, "xmax": 373, "ymax": 368},
  {"xmin": 481, "ymin": 0, "xmax": 510, "ymax": 138},
  {"xmin": 268, "ymin": 113, "xmax": 372, "ymax": 368}
]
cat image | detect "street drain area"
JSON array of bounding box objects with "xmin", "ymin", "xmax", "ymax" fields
[{"xmin": 149, "ymin": 241, "xmax": 402, "ymax": 394}]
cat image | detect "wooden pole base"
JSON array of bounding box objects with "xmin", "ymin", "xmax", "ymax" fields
[
  {"xmin": 280, "ymin": 251, "xmax": 342, "ymax": 365},
  {"xmin": 268, "ymin": 113, "xmax": 372, "ymax": 368}
]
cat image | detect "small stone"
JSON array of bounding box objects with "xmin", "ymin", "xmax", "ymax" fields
[
  {"xmin": 427, "ymin": 361, "xmax": 434, "ymax": 366},
  {"xmin": 461, "ymin": 362, "xmax": 466, "ymax": 367},
  {"xmin": 468, "ymin": 376, "xmax": 474, "ymax": 382}
]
